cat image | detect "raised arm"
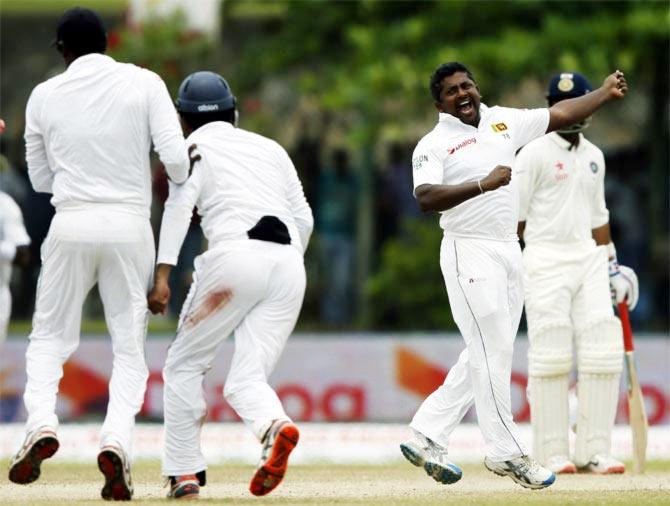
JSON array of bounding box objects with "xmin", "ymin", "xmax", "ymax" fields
[{"xmin": 547, "ymin": 71, "xmax": 627, "ymax": 133}]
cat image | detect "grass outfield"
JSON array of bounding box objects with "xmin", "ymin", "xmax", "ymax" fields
[{"xmin": 1, "ymin": 460, "xmax": 669, "ymax": 505}]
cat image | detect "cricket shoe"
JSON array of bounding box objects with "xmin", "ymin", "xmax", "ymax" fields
[
  {"xmin": 167, "ymin": 474, "xmax": 200, "ymax": 500},
  {"xmin": 249, "ymin": 420, "xmax": 299, "ymax": 496},
  {"xmin": 8, "ymin": 427, "xmax": 59, "ymax": 484},
  {"xmin": 98, "ymin": 445, "xmax": 133, "ymax": 500},
  {"xmin": 545, "ymin": 455, "xmax": 577, "ymax": 474},
  {"xmin": 400, "ymin": 431, "xmax": 462, "ymax": 485},
  {"xmin": 484, "ymin": 455, "xmax": 556, "ymax": 489},
  {"xmin": 582, "ymin": 454, "xmax": 625, "ymax": 474}
]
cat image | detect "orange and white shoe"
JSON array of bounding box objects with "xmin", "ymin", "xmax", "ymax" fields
[
  {"xmin": 582, "ymin": 454, "xmax": 625, "ymax": 474},
  {"xmin": 8, "ymin": 427, "xmax": 59, "ymax": 484},
  {"xmin": 249, "ymin": 420, "xmax": 299, "ymax": 496},
  {"xmin": 546, "ymin": 455, "xmax": 577, "ymax": 474},
  {"xmin": 167, "ymin": 474, "xmax": 200, "ymax": 500}
]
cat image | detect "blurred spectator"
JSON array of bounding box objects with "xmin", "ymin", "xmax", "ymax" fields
[
  {"xmin": 376, "ymin": 143, "xmax": 421, "ymax": 246},
  {"xmin": 316, "ymin": 149, "xmax": 357, "ymax": 325},
  {"xmin": 0, "ymin": 138, "xmax": 29, "ymax": 206},
  {"xmin": 291, "ymin": 128, "xmax": 322, "ymax": 210},
  {"xmin": 153, "ymin": 164, "xmax": 204, "ymax": 317}
]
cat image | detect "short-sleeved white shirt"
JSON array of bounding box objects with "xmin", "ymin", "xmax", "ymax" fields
[
  {"xmin": 412, "ymin": 105, "xmax": 549, "ymax": 241},
  {"xmin": 516, "ymin": 132, "xmax": 608, "ymax": 246}
]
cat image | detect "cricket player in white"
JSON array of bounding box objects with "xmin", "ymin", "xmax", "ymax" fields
[
  {"xmin": 147, "ymin": 71, "xmax": 313, "ymax": 500},
  {"xmin": 400, "ymin": 62, "xmax": 628, "ymax": 489},
  {"xmin": 517, "ymin": 72, "xmax": 638, "ymax": 474},
  {"xmin": 9, "ymin": 8, "xmax": 191, "ymax": 501},
  {"xmin": 0, "ymin": 191, "xmax": 31, "ymax": 347}
]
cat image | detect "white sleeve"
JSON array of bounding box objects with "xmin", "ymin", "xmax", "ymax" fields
[
  {"xmin": 412, "ymin": 139, "xmax": 443, "ymax": 194},
  {"xmin": 278, "ymin": 145, "xmax": 313, "ymax": 253},
  {"xmin": 510, "ymin": 108, "xmax": 550, "ymax": 151},
  {"xmin": 156, "ymin": 162, "xmax": 205, "ymax": 265},
  {"xmin": 0, "ymin": 194, "xmax": 30, "ymax": 261},
  {"xmin": 147, "ymin": 72, "xmax": 190, "ymax": 185},
  {"xmin": 591, "ymin": 153, "xmax": 609, "ymax": 228},
  {"xmin": 515, "ymin": 143, "xmax": 540, "ymax": 222},
  {"xmin": 24, "ymin": 85, "xmax": 54, "ymax": 193}
]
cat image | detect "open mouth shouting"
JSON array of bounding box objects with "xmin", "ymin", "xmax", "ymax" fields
[{"xmin": 455, "ymin": 97, "xmax": 476, "ymax": 121}]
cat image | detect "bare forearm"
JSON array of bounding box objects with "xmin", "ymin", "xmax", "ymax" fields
[
  {"xmin": 415, "ymin": 182, "xmax": 482, "ymax": 212},
  {"xmin": 592, "ymin": 223, "xmax": 611, "ymax": 247},
  {"xmin": 547, "ymin": 70, "xmax": 628, "ymax": 133},
  {"xmin": 154, "ymin": 263, "xmax": 173, "ymax": 283}
]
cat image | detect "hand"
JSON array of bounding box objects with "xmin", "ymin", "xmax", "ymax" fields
[
  {"xmin": 602, "ymin": 70, "xmax": 628, "ymax": 100},
  {"xmin": 610, "ymin": 264, "xmax": 639, "ymax": 310},
  {"xmin": 480, "ymin": 165, "xmax": 512, "ymax": 192},
  {"xmin": 188, "ymin": 143, "xmax": 201, "ymax": 176},
  {"xmin": 148, "ymin": 279, "xmax": 171, "ymax": 315}
]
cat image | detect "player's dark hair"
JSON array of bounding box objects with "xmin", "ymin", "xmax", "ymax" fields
[
  {"xmin": 180, "ymin": 109, "xmax": 236, "ymax": 130},
  {"xmin": 54, "ymin": 7, "xmax": 107, "ymax": 57},
  {"xmin": 430, "ymin": 62, "xmax": 476, "ymax": 102}
]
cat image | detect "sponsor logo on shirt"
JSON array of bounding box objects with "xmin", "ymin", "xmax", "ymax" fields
[
  {"xmin": 447, "ymin": 137, "xmax": 476, "ymax": 155},
  {"xmin": 590, "ymin": 161, "xmax": 598, "ymax": 173},
  {"xmin": 197, "ymin": 103, "xmax": 219, "ymax": 112},
  {"xmin": 554, "ymin": 160, "xmax": 568, "ymax": 181},
  {"xmin": 468, "ymin": 277, "xmax": 486, "ymax": 284},
  {"xmin": 491, "ymin": 122, "xmax": 508, "ymax": 132},
  {"xmin": 412, "ymin": 154, "xmax": 429, "ymax": 171}
]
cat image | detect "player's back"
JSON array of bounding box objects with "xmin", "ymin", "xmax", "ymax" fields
[
  {"xmin": 186, "ymin": 121, "xmax": 310, "ymax": 252},
  {"xmin": 26, "ymin": 53, "xmax": 165, "ymax": 216}
]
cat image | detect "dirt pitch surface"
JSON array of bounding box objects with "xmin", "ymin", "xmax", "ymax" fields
[{"xmin": 1, "ymin": 460, "xmax": 669, "ymax": 505}]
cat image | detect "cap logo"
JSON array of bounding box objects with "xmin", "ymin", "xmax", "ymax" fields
[
  {"xmin": 557, "ymin": 77, "xmax": 574, "ymax": 92},
  {"xmin": 197, "ymin": 104, "xmax": 219, "ymax": 112}
]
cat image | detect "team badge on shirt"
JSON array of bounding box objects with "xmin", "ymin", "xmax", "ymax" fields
[
  {"xmin": 590, "ymin": 161, "xmax": 598, "ymax": 173},
  {"xmin": 491, "ymin": 122, "xmax": 508, "ymax": 133}
]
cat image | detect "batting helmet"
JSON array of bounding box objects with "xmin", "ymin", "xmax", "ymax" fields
[
  {"xmin": 175, "ymin": 71, "xmax": 236, "ymax": 114},
  {"xmin": 547, "ymin": 72, "xmax": 593, "ymax": 133}
]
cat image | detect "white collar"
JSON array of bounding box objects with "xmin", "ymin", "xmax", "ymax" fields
[{"xmin": 548, "ymin": 131, "xmax": 584, "ymax": 151}]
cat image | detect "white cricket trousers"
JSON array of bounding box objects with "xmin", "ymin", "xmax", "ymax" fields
[
  {"xmin": 23, "ymin": 207, "xmax": 154, "ymax": 457},
  {"xmin": 410, "ymin": 236, "xmax": 527, "ymax": 461},
  {"xmin": 162, "ymin": 240, "xmax": 306, "ymax": 477}
]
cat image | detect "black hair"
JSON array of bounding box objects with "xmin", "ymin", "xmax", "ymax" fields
[
  {"xmin": 55, "ymin": 7, "xmax": 107, "ymax": 57},
  {"xmin": 180, "ymin": 109, "xmax": 236, "ymax": 130},
  {"xmin": 429, "ymin": 62, "xmax": 476, "ymax": 102}
]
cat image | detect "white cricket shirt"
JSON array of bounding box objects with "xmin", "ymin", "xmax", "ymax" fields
[
  {"xmin": 25, "ymin": 53, "xmax": 189, "ymax": 217},
  {"xmin": 0, "ymin": 191, "xmax": 30, "ymax": 285},
  {"xmin": 157, "ymin": 121, "xmax": 314, "ymax": 265},
  {"xmin": 412, "ymin": 104, "xmax": 549, "ymax": 241},
  {"xmin": 516, "ymin": 132, "xmax": 608, "ymax": 246}
]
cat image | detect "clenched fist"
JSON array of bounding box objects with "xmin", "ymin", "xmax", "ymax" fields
[
  {"xmin": 602, "ymin": 70, "xmax": 628, "ymax": 100},
  {"xmin": 480, "ymin": 165, "xmax": 512, "ymax": 192}
]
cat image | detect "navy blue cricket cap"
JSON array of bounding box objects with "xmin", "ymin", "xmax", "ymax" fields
[
  {"xmin": 546, "ymin": 72, "xmax": 592, "ymax": 102},
  {"xmin": 52, "ymin": 7, "xmax": 107, "ymax": 55}
]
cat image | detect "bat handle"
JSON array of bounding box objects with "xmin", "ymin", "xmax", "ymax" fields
[{"xmin": 618, "ymin": 302, "xmax": 634, "ymax": 352}]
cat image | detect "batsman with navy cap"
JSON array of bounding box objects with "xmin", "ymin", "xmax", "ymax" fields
[
  {"xmin": 9, "ymin": 6, "xmax": 195, "ymax": 500},
  {"xmin": 516, "ymin": 72, "xmax": 639, "ymax": 475}
]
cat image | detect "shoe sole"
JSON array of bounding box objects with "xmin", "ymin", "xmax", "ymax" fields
[
  {"xmin": 249, "ymin": 423, "xmax": 299, "ymax": 496},
  {"xmin": 580, "ymin": 465, "xmax": 625, "ymax": 475},
  {"xmin": 8, "ymin": 436, "xmax": 59, "ymax": 484},
  {"xmin": 98, "ymin": 450, "xmax": 132, "ymax": 500},
  {"xmin": 484, "ymin": 461, "xmax": 555, "ymax": 490},
  {"xmin": 400, "ymin": 443, "xmax": 462, "ymax": 485},
  {"xmin": 555, "ymin": 464, "xmax": 577, "ymax": 474}
]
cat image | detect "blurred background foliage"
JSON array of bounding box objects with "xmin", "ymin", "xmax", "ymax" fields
[{"xmin": 1, "ymin": 0, "xmax": 668, "ymax": 332}]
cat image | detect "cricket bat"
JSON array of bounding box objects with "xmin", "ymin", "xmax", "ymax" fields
[{"xmin": 618, "ymin": 302, "xmax": 648, "ymax": 474}]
